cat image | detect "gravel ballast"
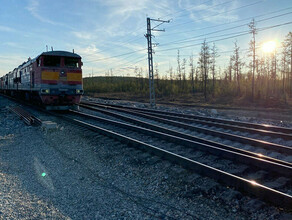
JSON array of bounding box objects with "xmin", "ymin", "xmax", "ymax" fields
[{"xmin": 0, "ymin": 96, "xmax": 291, "ymax": 219}]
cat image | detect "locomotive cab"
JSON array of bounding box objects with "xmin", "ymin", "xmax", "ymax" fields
[{"xmin": 36, "ymin": 51, "xmax": 83, "ymax": 109}]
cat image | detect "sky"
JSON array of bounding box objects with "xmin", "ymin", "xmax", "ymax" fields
[{"xmin": 0, "ymin": 0, "xmax": 291, "ymax": 78}]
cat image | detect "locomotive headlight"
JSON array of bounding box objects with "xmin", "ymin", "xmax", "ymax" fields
[
  {"xmin": 76, "ymin": 89, "xmax": 83, "ymax": 94},
  {"xmin": 41, "ymin": 89, "xmax": 50, "ymax": 94}
]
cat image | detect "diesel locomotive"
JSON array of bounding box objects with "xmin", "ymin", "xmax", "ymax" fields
[{"xmin": 0, "ymin": 50, "xmax": 83, "ymax": 110}]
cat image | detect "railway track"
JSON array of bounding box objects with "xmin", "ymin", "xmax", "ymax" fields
[
  {"xmin": 2, "ymin": 94, "xmax": 292, "ymax": 210},
  {"xmin": 81, "ymin": 101, "xmax": 292, "ymax": 139},
  {"xmin": 62, "ymin": 108, "xmax": 292, "ymax": 209},
  {"xmin": 80, "ymin": 102, "xmax": 292, "ymax": 156}
]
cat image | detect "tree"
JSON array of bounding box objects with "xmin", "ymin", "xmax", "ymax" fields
[
  {"xmin": 134, "ymin": 66, "xmax": 139, "ymax": 88},
  {"xmin": 211, "ymin": 43, "xmax": 219, "ymax": 96},
  {"xmin": 281, "ymin": 46, "xmax": 288, "ymax": 86},
  {"xmin": 281, "ymin": 47, "xmax": 287, "ymax": 101},
  {"xmin": 283, "ymin": 32, "xmax": 292, "ymax": 97},
  {"xmin": 248, "ymin": 19, "xmax": 257, "ymax": 102},
  {"xmin": 168, "ymin": 66, "xmax": 174, "ymax": 84},
  {"xmin": 139, "ymin": 67, "xmax": 144, "ymax": 90},
  {"xmin": 271, "ymin": 49, "xmax": 277, "ymax": 95},
  {"xmin": 154, "ymin": 63, "xmax": 159, "ymax": 88},
  {"xmin": 231, "ymin": 41, "xmax": 242, "ymax": 95},
  {"xmin": 177, "ymin": 50, "xmax": 181, "ymax": 82},
  {"xmin": 228, "ymin": 57, "xmax": 233, "ymax": 82},
  {"xmin": 189, "ymin": 54, "xmax": 195, "ymax": 93},
  {"xmin": 198, "ymin": 39, "xmax": 211, "ymax": 100},
  {"xmin": 182, "ymin": 58, "xmax": 187, "ymax": 91}
]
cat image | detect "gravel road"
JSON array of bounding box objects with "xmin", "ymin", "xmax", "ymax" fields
[{"xmin": 0, "ymin": 96, "xmax": 291, "ymax": 219}]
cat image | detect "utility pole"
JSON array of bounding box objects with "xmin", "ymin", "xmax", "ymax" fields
[{"xmin": 145, "ymin": 17, "xmax": 169, "ymax": 107}]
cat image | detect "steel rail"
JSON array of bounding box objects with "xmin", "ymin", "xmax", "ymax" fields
[
  {"xmin": 58, "ymin": 114, "xmax": 292, "ymax": 210},
  {"xmin": 78, "ymin": 104, "xmax": 292, "ymax": 167},
  {"xmin": 82, "ymin": 101, "xmax": 292, "ymax": 136},
  {"xmin": 2, "ymin": 93, "xmax": 42, "ymax": 126},
  {"xmin": 9, "ymin": 106, "xmax": 42, "ymax": 126},
  {"xmin": 9, "ymin": 106, "xmax": 31, "ymax": 125},
  {"xmin": 69, "ymin": 109, "xmax": 292, "ymax": 177},
  {"xmin": 80, "ymin": 103, "xmax": 292, "ymax": 155}
]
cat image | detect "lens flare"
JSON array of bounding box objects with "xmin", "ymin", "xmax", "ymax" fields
[
  {"xmin": 262, "ymin": 41, "xmax": 276, "ymax": 53},
  {"xmin": 250, "ymin": 180, "xmax": 258, "ymax": 186}
]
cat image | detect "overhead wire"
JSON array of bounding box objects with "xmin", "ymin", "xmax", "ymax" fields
[
  {"xmin": 170, "ymin": 0, "xmax": 236, "ymax": 19},
  {"xmin": 86, "ymin": 54, "xmax": 147, "ymax": 76},
  {"xmin": 158, "ymin": 11, "xmax": 292, "ymax": 46},
  {"xmin": 84, "ymin": 19, "xmax": 292, "ymax": 65},
  {"xmin": 159, "ymin": 0, "xmax": 214, "ymax": 19},
  {"xmin": 162, "ymin": 7, "xmax": 292, "ymax": 36},
  {"xmin": 84, "ymin": 48, "xmax": 146, "ymax": 63},
  {"xmin": 168, "ymin": 0, "xmax": 263, "ymax": 29},
  {"xmin": 81, "ymin": 36, "xmax": 145, "ymax": 59},
  {"xmin": 155, "ymin": 48, "xmax": 250, "ymax": 57},
  {"xmin": 81, "ymin": 1, "xmax": 260, "ymax": 64},
  {"xmin": 156, "ymin": 21, "xmax": 292, "ymax": 53},
  {"xmin": 82, "ymin": 0, "xmax": 272, "ymax": 64},
  {"xmin": 83, "ymin": 2, "xmax": 291, "ymax": 72},
  {"xmin": 81, "ymin": 0, "xmax": 235, "ymax": 60}
]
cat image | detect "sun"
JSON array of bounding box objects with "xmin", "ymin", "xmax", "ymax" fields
[{"xmin": 262, "ymin": 40, "xmax": 276, "ymax": 53}]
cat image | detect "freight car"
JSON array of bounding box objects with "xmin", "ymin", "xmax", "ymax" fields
[{"xmin": 0, "ymin": 50, "xmax": 83, "ymax": 110}]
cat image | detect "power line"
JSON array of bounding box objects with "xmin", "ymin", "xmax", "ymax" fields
[
  {"xmin": 84, "ymin": 48, "xmax": 145, "ymax": 63},
  {"xmin": 80, "ymin": 1, "xmax": 236, "ymax": 60},
  {"xmin": 82, "ymin": 37, "xmax": 144, "ymax": 58},
  {"xmin": 171, "ymin": 0, "xmax": 236, "ymax": 19},
  {"xmin": 159, "ymin": 11, "xmax": 292, "ymax": 46},
  {"xmin": 155, "ymin": 48, "xmax": 250, "ymax": 57},
  {"xmin": 83, "ymin": 6, "xmax": 291, "ymax": 67},
  {"xmin": 85, "ymin": 50, "xmax": 145, "ymax": 71},
  {"xmin": 168, "ymin": 0, "xmax": 263, "ymax": 29},
  {"xmin": 83, "ymin": 18, "xmax": 291, "ymax": 65},
  {"xmin": 83, "ymin": 4, "xmax": 290, "ymax": 64},
  {"xmin": 85, "ymin": 54, "xmax": 147, "ymax": 76},
  {"xmin": 159, "ymin": 0, "xmax": 213, "ymax": 19},
  {"xmin": 163, "ymin": 7, "xmax": 292, "ymax": 36},
  {"xmin": 156, "ymin": 21, "xmax": 292, "ymax": 53},
  {"xmin": 161, "ymin": 30, "xmax": 250, "ymax": 47}
]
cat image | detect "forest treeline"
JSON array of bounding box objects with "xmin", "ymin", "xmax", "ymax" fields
[{"xmin": 84, "ymin": 29, "xmax": 292, "ymax": 105}]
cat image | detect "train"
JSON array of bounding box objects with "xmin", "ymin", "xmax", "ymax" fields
[{"xmin": 0, "ymin": 50, "xmax": 83, "ymax": 110}]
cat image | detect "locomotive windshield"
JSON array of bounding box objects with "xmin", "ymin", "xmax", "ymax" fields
[
  {"xmin": 64, "ymin": 57, "xmax": 79, "ymax": 68},
  {"xmin": 43, "ymin": 56, "xmax": 61, "ymax": 67}
]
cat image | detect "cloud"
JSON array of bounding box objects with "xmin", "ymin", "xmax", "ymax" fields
[
  {"xmin": 179, "ymin": 0, "xmax": 239, "ymax": 23},
  {"xmin": 91, "ymin": 0, "xmax": 172, "ymax": 37},
  {"xmin": 0, "ymin": 25, "xmax": 16, "ymax": 32},
  {"xmin": 26, "ymin": 0, "xmax": 63, "ymax": 25},
  {"xmin": 71, "ymin": 44, "xmax": 147, "ymax": 77},
  {"xmin": 0, "ymin": 54, "xmax": 28, "ymax": 75},
  {"xmin": 71, "ymin": 31, "xmax": 94, "ymax": 40}
]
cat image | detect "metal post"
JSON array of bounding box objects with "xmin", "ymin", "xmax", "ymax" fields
[
  {"xmin": 145, "ymin": 17, "xmax": 170, "ymax": 107},
  {"xmin": 146, "ymin": 18, "xmax": 155, "ymax": 107}
]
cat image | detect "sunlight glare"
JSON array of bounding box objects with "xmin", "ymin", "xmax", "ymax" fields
[
  {"xmin": 262, "ymin": 41, "xmax": 276, "ymax": 53},
  {"xmin": 250, "ymin": 180, "xmax": 258, "ymax": 186}
]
